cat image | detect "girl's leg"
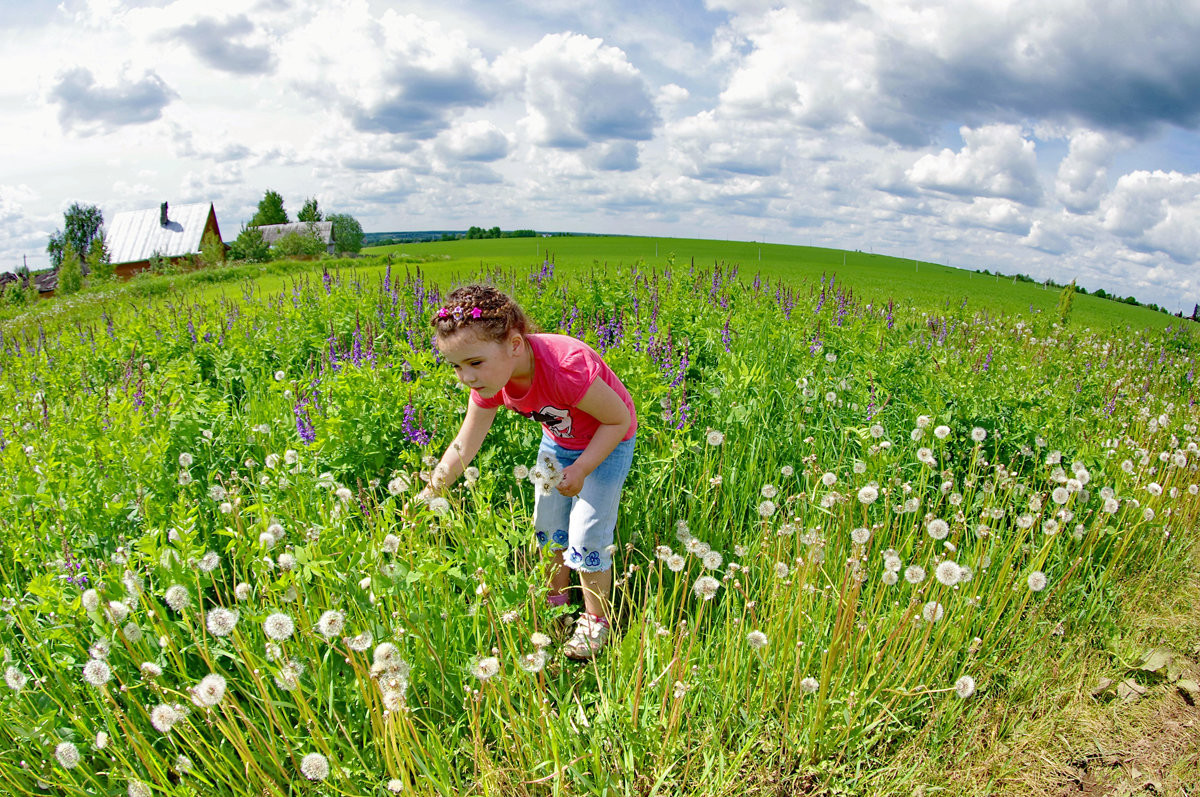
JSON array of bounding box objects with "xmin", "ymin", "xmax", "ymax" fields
[
  {"xmin": 579, "ymin": 567, "xmax": 612, "ymax": 619},
  {"xmin": 546, "ymin": 550, "xmax": 570, "ymax": 600}
]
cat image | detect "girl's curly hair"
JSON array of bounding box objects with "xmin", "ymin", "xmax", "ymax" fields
[{"xmin": 430, "ymin": 284, "xmax": 535, "ymax": 343}]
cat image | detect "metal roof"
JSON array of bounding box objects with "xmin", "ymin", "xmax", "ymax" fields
[
  {"xmin": 106, "ymin": 202, "xmax": 217, "ymax": 264},
  {"xmin": 253, "ymin": 221, "xmax": 335, "ymax": 245}
]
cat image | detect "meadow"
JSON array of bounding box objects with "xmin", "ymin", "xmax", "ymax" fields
[{"xmin": 0, "ymin": 237, "xmax": 1197, "ymax": 796}]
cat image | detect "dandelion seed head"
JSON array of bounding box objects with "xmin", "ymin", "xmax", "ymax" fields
[
  {"xmin": 955, "ymin": 675, "xmax": 976, "ymax": 699},
  {"xmin": 197, "ymin": 551, "xmax": 220, "ymax": 572},
  {"xmin": 5, "ymin": 666, "xmax": 28, "ymax": 692},
  {"xmin": 81, "ymin": 589, "xmax": 100, "ymax": 613},
  {"xmin": 300, "ymin": 752, "xmax": 330, "ymax": 781},
  {"xmin": 934, "ymin": 425, "xmax": 951, "ymax": 439},
  {"xmin": 881, "ymin": 570, "xmax": 899, "ymax": 585},
  {"xmin": 471, "ymin": 656, "xmax": 501, "ymax": 681},
  {"xmin": 55, "ymin": 741, "xmax": 81, "ymax": 769},
  {"xmin": 263, "ymin": 613, "xmax": 294, "ymax": 641},
  {"xmin": 206, "ymin": 607, "xmax": 238, "ymax": 637},
  {"xmin": 774, "ymin": 561, "xmax": 790, "ymax": 579},
  {"xmin": 192, "ymin": 673, "xmax": 227, "ymax": 707},
  {"xmin": 800, "ymin": 677, "xmax": 819, "ymax": 693},
  {"xmin": 761, "ymin": 483, "xmax": 778, "ymax": 498},
  {"xmin": 128, "ymin": 780, "xmax": 152, "ymax": 797},
  {"xmin": 518, "ymin": 649, "xmax": 547, "ymax": 673},
  {"xmin": 922, "ymin": 601, "xmax": 945, "ymax": 622},
  {"xmin": 851, "ymin": 527, "xmax": 871, "ymax": 545},
  {"xmin": 857, "ymin": 485, "xmax": 879, "ymax": 505},
  {"xmin": 164, "ymin": 585, "xmax": 190, "ymax": 612},
  {"xmin": 746, "ymin": 630, "xmax": 769, "ymax": 649},
  {"xmin": 706, "ymin": 429, "xmax": 725, "ymax": 446},
  {"xmin": 781, "ymin": 465, "xmax": 794, "ymax": 477},
  {"xmin": 667, "ymin": 554, "xmax": 686, "ymax": 572},
  {"xmin": 151, "ymin": 703, "xmax": 185, "ymax": 733},
  {"xmin": 82, "ymin": 658, "xmax": 111, "ymax": 687},
  {"xmin": 935, "ymin": 560, "xmax": 961, "ymax": 586},
  {"xmin": 926, "ymin": 518, "xmax": 950, "ymax": 540},
  {"xmin": 531, "ymin": 632, "xmax": 551, "ymax": 649},
  {"xmin": 904, "ymin": 565, "xmax": 926, "ymax": 584},
  {"xmin": 701, "ymin": 550, "xmax": 723, "ymax": 570},
  {"xmin": 346, "ymin": 631, "xmax": 374, "ymax": 652},
  {"xmin": 971, "ymin": 427, "xmax": 987, "ymax": 442},
  {"xmin": 105, "ymin": 600, "xmax": 130, "ymax": 624},
  {"xmin": 693, "ymin": 575, "xmax": 721, "ymax": 600},
  {"xmin": 317, "ymin": 610, "xmax": 345, "ymax": 639},
  {"xmin": 140, "ymin": 662, "xmax": 163, "ymax": 678},
  {"xmin": 1027, "ymin": 571, "xmax": 1048, "ymax": 592}
]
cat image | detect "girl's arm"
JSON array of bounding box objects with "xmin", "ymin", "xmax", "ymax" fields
[
  {"xmin": 556, "ymin": 379, "xmax": 632, "ymax": 497},
  {"xmin": 421, "ymin": 400, "xmax": 499, "ymax": 497}
]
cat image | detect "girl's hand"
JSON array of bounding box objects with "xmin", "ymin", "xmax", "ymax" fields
[{"xmin": 556, "ymin": 465, "xmax": 585, "ymax": 497}]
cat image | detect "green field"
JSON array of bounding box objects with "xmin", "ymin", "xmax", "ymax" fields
[
  {"xmin": 0, "ymin": 236, "xmax": 1196, "ymax": 796},
  {"xmin": 362, "ymin": 235, "xmax": 1177, "ymax": 332}
]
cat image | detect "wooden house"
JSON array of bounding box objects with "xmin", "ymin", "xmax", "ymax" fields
[{"xmin": 252, "ymin": 221, "xmax": 336, "ymax": 255}]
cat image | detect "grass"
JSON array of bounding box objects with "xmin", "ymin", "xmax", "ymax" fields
[{"xmin": 0, "ymin": 236, "xmax": 1195, "ymax": 796}]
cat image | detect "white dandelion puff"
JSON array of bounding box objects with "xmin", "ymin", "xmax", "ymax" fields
[
  {"xmin": 234, "ymin": 583, "xmax": 251, "ymax": 601},
  {"xmin": 706, "ymin": 429, "xmax": 725, "ymax": 446},
  {"xmin": 701, "ymin": 550, "xmax": 723, "ymax": 570},
  {"xmin": 934, "ymin": 425, "xmax": 951, "ymax": 439},
  {"xmin": 346, "ymin": 631, "xmax": 374, "ymax": 652},
  {"xmin": 197, "ymin": 551, "xmax": 220, "ymax": 572},
  {"xmin": 922, "ymin": 601, "xmax": 945, "ymax": 622},
  {"xmin": 300, "ymin": 752, "xmax": 330, "ymax": 781},
  {"xmin": 428, "ymin": 496, "xmax": 450, "ymax": 515},
  {"xmin": 935, "ymin": 560, "xmax": 961, "ymax": 586},
  {"xmin": 81, "ymin": 589, "xmax": 100, "ymax": 613},
  {"xmin": 904, "ymin": 565, "xmax": 926, "ymax": 584},
  {"xmin": 518, "ymin": 649, "xmax": 548, "ymax": 673},
  {"xmin": 263, "ymin": 613, "xmax": 295, "ymax": 641},
  {"xmin": 746, "ymin": 630, "xmax": 769, "ymax": 649},
  {"xmin": 128, "ymin": 780, "xmax": 152, "ymax": 797},
  {"xmin": 164, "ymin": 585, "xmax": 190, "ymax": 612},
  {"xmin": 140, "ymin": 662, "xmax": 163, "ymax": 678},
  {"xmin": 693, "ymin": 575, "xmax": 721, "ymax": 600},
  {"xmin": 666, "ymin": 554, "xmax": 686, "ymax": 572},
  {"xmin": 800, "ymin": 677, "xmax": 819, "ymax": 693},
  {"xmin": 55, "ymin": 741, "xmax": 81, "ymax": 769},
  {"xmin": 757, "ymin": 500, "xmax": 777, "ymax": 518},
  {"xmin": 206, "ymin": 607, "xmax": 238, "ymax": 637},
  {"xmin": 471, "ymin": 656, "xmax": 501, "ymax": 681},
  {"xmin": 5, "ymin": 666, "xmax": 28, "ymax": 692},
  {"xmin": 1027, "ymin": 571, "xmax": 1048, "ymax": 592},
  {"xmin": 150, "ymin": 703, "xmax": 185, "ymax": 733},
  {"xmin": 531, "ymin": 632, "xmax": 551, "ymax": 649},
  {"xmin": 857, "ymin": 485, "xmax": 879, "ymax": 504},
  {"xmin": 882, "ymin": 570, "xmax": 899, "ymax": 585},
  {"xmin": 926, "ymin": 518, "xmax": 950, "ymax": 540},
  {"xmin": 192, "ymin": 673, "xmax": 227, "ymax": 707},
  {"xmin": 971, "ymin": 427, "xmax": 987, "ymax": 442},
  {"xmin": 82, "ymin": 658, "xmax": 111, "ymax": 687},
  {"xmin": 851, "ymin": 527, "xmax": 871, "ymax": 545},
  {"xmin": 1051, "ymin": 487, "xmax": 1070, "ymax": 505},
  {"xmin": 954, "ymin": 675, "xmax": 976, "ymax": 699},
  {"xmin": 317, "ymin": 610, "xmax": 345, "ymax": 639}
]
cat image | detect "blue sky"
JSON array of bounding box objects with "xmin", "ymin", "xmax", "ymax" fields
[{"xmin": 2, "ymin": 0, "xmax": 1199, "ymax": 312}]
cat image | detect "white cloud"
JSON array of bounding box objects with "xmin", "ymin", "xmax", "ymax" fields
[
  {"xmin": 948, "ymin": 198, "xmax": 1031, "ymax": 235},
  {"xmin": 48, "ymin": 66, "xmax": 177, "ymax": 134},
  {"xmin": 1101, "ymin": 170, "xmax": 1200, "ymax": 264},
  {"xmin": 1055, "ymin": 129, "xmax": 1128, "ymax": 214},
  {"xmin": 501, "ymin": 32, "xmax": 658, "ymax": 150},
  {"xmin": 279, "ymin": 2, "xmax": 497, "ymax": 139},
  {"xmin": 906, "ymin": 125, "xmax": 1042, "ymax": 205},
  {"xmin": 436, "ymin": 120, "xmax": 511, "ymax": 162}
]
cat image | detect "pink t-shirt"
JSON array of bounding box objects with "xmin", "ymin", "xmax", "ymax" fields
[{"xmin": 470, "ymin": 333, "xmax": 637, "ymax": 450}]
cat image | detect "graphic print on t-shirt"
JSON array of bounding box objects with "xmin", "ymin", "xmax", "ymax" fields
[{"xmin": 522, "ymin": 406, "xmax": 573, "ymax": 438}]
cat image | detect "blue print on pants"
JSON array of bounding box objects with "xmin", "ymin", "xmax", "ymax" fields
[
  {"xmin": 552, "ymin": 529, "xmax": 569, "ymax": 546},
  {"xmin": 584, "ymin": 550, "xmax": 601, "ymax": 568},
  {"xmin": 568, "ymin": 547, "xmax": 583, "ymax": 565},
  {"xmin": 536, "ymin": 530, "xmax": 548, "ymax": 545}
]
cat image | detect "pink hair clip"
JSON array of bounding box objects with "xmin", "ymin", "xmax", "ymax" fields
[
  {"xmin": 436, "ymin": 307, "xmax": 451, "ymax": 318},
  {"xmin": 470, "ymin": 307, "xmax": 482, "ymax": 318}
]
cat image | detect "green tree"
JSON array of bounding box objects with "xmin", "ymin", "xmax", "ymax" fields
[
  {"xmin": 58, "ymin": 241, "xmax": 83, "ymax": 294},
  {"xmin": 298, "ymin": 197, "xmax": 322, "ymax": 223},
  {"xmin": 200, "ymin": 229, "xmax": 226, "ymax": 266},
  {"xmin": 328, "ymin": 213, "xmax": 364, "ymax": 255},
  {"xmin": 47, "ymin": 202, "xmax": 104, "ymax": 268},
  {"xmin": 250, "ymin": 190, "xmax": 289, "ymax": 227},
  {"xmin": 229, "ymin": 226, "xmax": 270, "ymax": 263},
  {"xmin": 86, "ymin": 232, "xmax": 113, "ymax": 282}
]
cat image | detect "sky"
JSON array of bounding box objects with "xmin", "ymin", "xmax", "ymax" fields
[{"xmin": 2, "ymin": 0, "xmax": 1200, "ymax": 312}]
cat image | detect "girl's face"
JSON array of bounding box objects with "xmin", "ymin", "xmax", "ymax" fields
[{"xmin": 437, "ymin": 329, "xmax": 525, "ymax": 398}]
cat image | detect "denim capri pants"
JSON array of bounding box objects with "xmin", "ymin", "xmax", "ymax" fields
[{"xmin": 533, "ymin": 432, "xmax": 635, "ymax": 573}]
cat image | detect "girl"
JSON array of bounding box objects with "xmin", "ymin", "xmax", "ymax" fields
[{"xmin": 420, "ymin": 284, "xmax": 637, "ymax": 660}]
